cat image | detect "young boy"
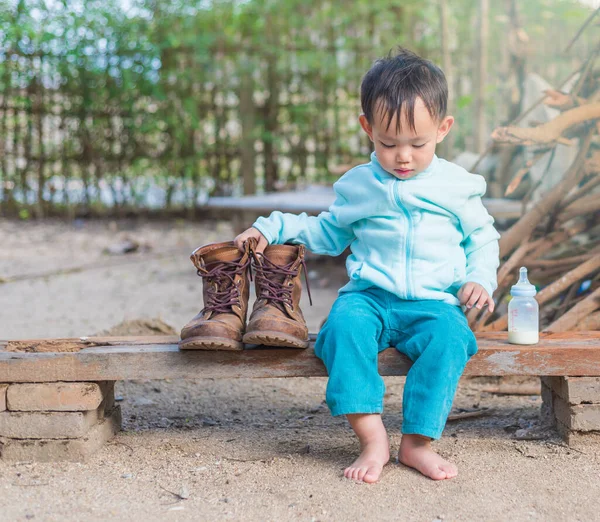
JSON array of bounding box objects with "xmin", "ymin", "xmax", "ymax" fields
[{"xmin": 234, "ymin": 48, "xmax": 500, "ymax": 483}]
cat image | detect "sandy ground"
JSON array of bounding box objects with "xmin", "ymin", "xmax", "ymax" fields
[{"xmin": 1, "ymin": 218, "xmax": 599, "ymax": 522}]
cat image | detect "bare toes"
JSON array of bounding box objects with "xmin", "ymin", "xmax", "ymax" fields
[
  {"xmin": 440, "ymin": 464, "xmax": 458, "ymax": 478},
  {"xmin": 363, "ymin": 469, "xmax": 380, "ymax": 483},
  {"xmin": 430, "ymin": 467, "xmax": 447, "ymax": 480}
]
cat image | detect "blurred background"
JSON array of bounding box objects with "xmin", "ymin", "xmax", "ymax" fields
[{"xmin": 0, "ymin": 0, "xmax": 598, "ymax": 218}]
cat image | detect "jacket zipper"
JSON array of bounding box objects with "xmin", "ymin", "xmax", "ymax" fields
[{"xmin": 393, "ymin": 182, "xmax": 413, "ymax": 299}]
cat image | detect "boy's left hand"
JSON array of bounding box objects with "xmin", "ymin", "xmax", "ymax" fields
[{"xmin": 458, "ymin": 282, "xmax": 495, "ymax": 313}]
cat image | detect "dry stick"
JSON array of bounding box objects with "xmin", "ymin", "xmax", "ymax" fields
[
  {"xmin": 544, "ymin": 89, "xmax": 587, "ymax": 111},
  {"xmin": 486, "ymin": 240, "xmax": 535, "ymax": 284},
  {"xmin": 491, "ymin": 103, "xmax": 600, "ymax": 145},
  {"xmin": 564, "ymin": 7, "xmax": 600, "ymax": 53},
  {"xmin": 520, "ymin": 147, "xmax": 557, "ymax": 213},
  {"xmin": 545, "ymin": 286, "xmax": 600, "ymax": 332},
  {"xmin": 498, "ymin": 131, "xmax": 593, "ymax": 258},
  {"xmin": 571, "ymin": 39, "xmax": 600, "ymax": 98},
  {"xmin": 586, "ymin": 149, "xmax": 600, "ymax": 173},
  {"xmin": 504, "ymin": 149, "xmax": 552, "ymax": 197},
  {"xmin": 560, "ymin": 173, "xmax": 600, "ymax": 209},
  {"xmin": 574, "ymin": 310, "xmax": 600, "ymax": 331},
  {"xmin": 551, "ymin": 280, "xmax": 581, "ymax": 323},
  {"xmin": 467, "ymin": 239, "xmax": 536, "ymax": 328},
  {"xmin": 470, "ymin": 68, "xmax": 580, "ymax": 173},
  {"xmin": 525, "ymin": 253, "xmax": 594, "ymax": 269},
  {"xmin": 561, "ymin": 191, "xmax": 600, "ymax": 212},
  {"xmin": 557, "ymin": 195, "xmax": 600, "ymax": 223},
  {"xmin": 530, "ymin": 265, "xmax": 583, "ymax": 282},
  {"xmin": 471, "ymin": 223, "xmax": 588, "ymax": 330},
  {"xmin": 499, "ymin": 229, "xmax": 570, "ymax": 287},
  {"xmin": 484, "ymin": 254, "xmax": 600, "ymax": 331},
  {"xmin": 497, "ymin": 220, "xmax": 589, "ymax": 289},
  {"xmin": 447, "ymin": 409, "xmax": 491, "ymax": 422},
  {"xmin": 535, "ymin": 257, "xmax": 600, "ymax": 304}
]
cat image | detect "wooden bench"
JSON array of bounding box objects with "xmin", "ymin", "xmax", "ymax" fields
[{"xmin": 1, "ymin": 332, "xmax": 599, "ymax": 461}]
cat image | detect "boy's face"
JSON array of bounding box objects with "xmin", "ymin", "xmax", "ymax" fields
[{"xmin": 359, "ymin": 97, "xmax": 453, "ymax": 180}]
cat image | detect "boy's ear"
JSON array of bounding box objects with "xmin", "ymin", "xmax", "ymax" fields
[
  {"xmin": 436, "ymin": 116, "xmax": 454, "ymax": 143},
  {"xmin": 359, "ymin": 114, "xmax": 374, "ymax": 142}
]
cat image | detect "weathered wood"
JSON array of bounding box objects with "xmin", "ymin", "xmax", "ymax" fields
[{"xmin": 0, "ymin": 332, "xmax": 599, "ymax": 382}]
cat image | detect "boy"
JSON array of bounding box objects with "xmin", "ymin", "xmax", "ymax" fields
[{"xmin": 234, "ymin": 48, "xmax": 500, "ymax": 483}]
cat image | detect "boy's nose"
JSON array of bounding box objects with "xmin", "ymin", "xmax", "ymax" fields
[{"xmin": 396, "ymin": 148, "xmax": 411, "ymax": 163}]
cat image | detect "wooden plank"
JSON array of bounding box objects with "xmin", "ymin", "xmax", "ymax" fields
[
  {"xmin": 0, "ymin": 332, "xmax": 599, "ymax": 382},
  {"xmin": 3, "ymin": 331, "xmax": 598, "ymax": 353}
]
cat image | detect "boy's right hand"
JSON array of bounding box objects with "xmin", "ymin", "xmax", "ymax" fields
[{"xmin": 234, "ymin": 227, "xmax": 268, "ymax": 254}]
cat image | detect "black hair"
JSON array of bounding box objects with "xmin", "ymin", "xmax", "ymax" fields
[{"xmin": 360, "ymin": 47, "xmax": 448, "ymax": 132}]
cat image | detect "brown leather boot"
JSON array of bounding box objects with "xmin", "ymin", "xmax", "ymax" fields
[
  {"xmin": 179, "ymin": 241, "xmax": 251, "ymax": 351},
  {"xmin": 243, "ymin": 244, "xmax": 311, "ymax": 349}
]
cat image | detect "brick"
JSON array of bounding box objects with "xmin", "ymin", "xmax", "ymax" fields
[
  {"xmin": 552, "ymin": 393, "xmax": 600, "ymax": 431},
  {"xmin": 556, "ymin": 420, "xmax": 600, "ymax": 448},
  {"xmin": 0, "ymin": 409, "xmax": 100, "ymax": 439},
  {"xmin": 542, "ymin": 376, "xmax": 600, "ymax": 405},
  {"xmin": 0, "ymin": 384, "xmax": 7, "ymax": 412},
  {"xmin": 7, "ymin": 382, "xmax": 108, "ymax": 412},
  {"xmin": 0, "ymin": 406, "xmax": 121, "ymax": 462}
]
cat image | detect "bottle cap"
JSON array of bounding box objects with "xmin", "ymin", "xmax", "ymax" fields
[{"xmin": 510, "ymin": 267, "xmax": 536, "ymax": 297}]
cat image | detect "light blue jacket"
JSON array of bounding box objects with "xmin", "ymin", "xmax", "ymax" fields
[{"xmin": 253, "ymin": 152, "xmax": 500, "ymax": 306}]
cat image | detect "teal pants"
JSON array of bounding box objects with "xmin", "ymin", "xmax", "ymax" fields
[{"xmin": 314, "ymin": 288, "xmax": 477, "ymax": 440}]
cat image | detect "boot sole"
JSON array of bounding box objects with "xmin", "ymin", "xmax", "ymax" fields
[
  {"xmin": 242, "ymin": 331, "xmax": 309, "ymax": 349},
  {"xmin": 179, "ymin": 336, "xmax": 243, "ymax": 351}
]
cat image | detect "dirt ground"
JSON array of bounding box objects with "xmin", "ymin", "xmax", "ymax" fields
[{"xmin": 1, "ymin": 218, "xmax": 599, "ymax": 522}]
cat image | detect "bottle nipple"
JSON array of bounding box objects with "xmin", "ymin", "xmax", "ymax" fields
[
  {"xmin": 518, "ymin": 267, "xmax": 530, "ymax": 285},
  {"xmin": 510, "ymin": 266, "xmax": 536, "ymax": 297}
]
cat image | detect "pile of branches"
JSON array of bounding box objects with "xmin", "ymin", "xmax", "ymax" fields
[{"xmin": 470, "ymin": 37, "xmax": 600, "ymax": 333}]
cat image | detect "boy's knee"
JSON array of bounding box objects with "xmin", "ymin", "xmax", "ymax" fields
[{"xmin": 321, "ymin": 302, "xmax": 375, "ymax": 337}]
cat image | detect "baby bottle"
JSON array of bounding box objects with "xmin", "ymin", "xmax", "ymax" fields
[{"xmin": 508, "ymin": 267, "xmax": 539, "ymax": 345}]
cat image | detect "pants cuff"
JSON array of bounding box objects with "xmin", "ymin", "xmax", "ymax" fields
[
  {"xmin": 401, "ymin": 423, "xmax": 444, "ymax": 440},
  {"xmin": 328, "ymin": 403, "xmax": 384, "ymax": 417}
]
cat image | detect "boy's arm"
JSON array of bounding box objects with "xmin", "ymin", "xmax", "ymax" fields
[
  {"xmin": 457, "ymin": 178, "xmax": 501, "ymax": 296},
  {"xmin": 252, "ymin": 182, "xmax": 357, "ymax": 256}
]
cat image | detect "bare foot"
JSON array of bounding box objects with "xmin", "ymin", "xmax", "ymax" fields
[
  {"xmin": 398, "ymin": 434, "xmax": 457, "ymax": 480},
  {"xmin": 344, "ymin": 414, "xmax": 390, "ymax": 483}
]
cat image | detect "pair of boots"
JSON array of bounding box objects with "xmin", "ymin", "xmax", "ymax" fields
[{"xmin": 179, "ymin": 241, "xmax": 311, "ymax": 351}]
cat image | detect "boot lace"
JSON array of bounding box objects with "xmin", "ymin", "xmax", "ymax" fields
[
  {"xmin": 252, "ymin": 253, "xmax": 312, "ymax": 311},
  {"xmin": 197, "ymin": 258, "xmax": 251, "ymax": 315}
]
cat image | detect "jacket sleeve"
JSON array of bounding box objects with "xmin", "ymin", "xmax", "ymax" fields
[
  {"xmin": 457, "ymin": 177, "xmax": 501, "ymax": 296},
  {"xmin": 251, "ymin": 178, "xmax": 357, "ymax": 256}
]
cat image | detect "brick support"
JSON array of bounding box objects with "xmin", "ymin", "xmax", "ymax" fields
[
  {"xmin": 6, "ymin": 382, "xmax": 111, "ymax": 412},
  {"xmin": 541, "ymin": 376, "xmax": 600, "ymax": 445},
  {"xmin": 0, "ymin": 406, "xmax": 121, "ymax": 462},
  {"xmin": 0, "ymin": 409, "xmax": 100, "ymax": 439},
  {"xmin": 0, "ymin": 384, "xmax": 7, "ymax": 412},
  {"xmin": 543, "ymin": 376, "xmax": 600, "ymax": 405}
]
